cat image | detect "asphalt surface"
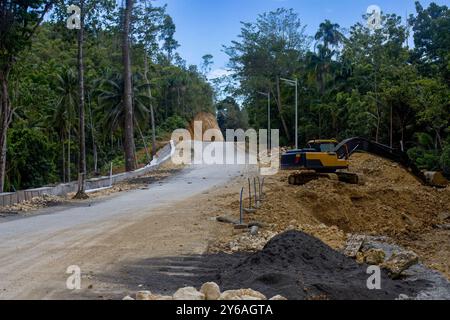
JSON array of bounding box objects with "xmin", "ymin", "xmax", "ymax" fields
[{"xmin": 0, "ymin": 157, "xmax": 248, "ymax": 299}]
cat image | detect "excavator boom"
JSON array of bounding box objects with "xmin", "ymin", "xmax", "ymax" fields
[
  {"xmin": 281, "ymin": 137, "xmax": 448, "ymax": 187},
  {"xmin": 334, "ymin": 138, "xmax": 428, "ymax": 185}
]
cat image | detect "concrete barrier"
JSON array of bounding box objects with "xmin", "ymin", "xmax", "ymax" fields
[{"xmin": 0, "ymin": 141, "xmax": 174, "ymax": 208}]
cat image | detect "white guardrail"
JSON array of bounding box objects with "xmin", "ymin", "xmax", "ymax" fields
[{"xmin": 0, "ymin": 141, "xmax": 175, "ymax": 207}]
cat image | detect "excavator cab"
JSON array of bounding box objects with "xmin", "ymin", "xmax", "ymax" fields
[
  {"xmin": 281, "ymin": 139, "xmax": 349, "ymax": 173},
  {"xmin": 306, "ymin": 140, "xmax": 338, "ymax": 153}
]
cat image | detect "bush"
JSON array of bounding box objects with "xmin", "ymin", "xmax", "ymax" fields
[
  {"xmin": 157, "ymin": 115, "xmax": 188, "ymax": 135},
  {"xmin": 6, "ymin": 127, "xmax": 58, "ymax": 190}
]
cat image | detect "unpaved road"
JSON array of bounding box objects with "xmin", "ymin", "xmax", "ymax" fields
[{"xmin": 0, "ymin": 157, "xmax": 252, "ymax": 299}]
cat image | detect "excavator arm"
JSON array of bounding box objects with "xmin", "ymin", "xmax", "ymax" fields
[{"xmin": 334, "ymin": 137, "xmax": 428, "ymax": 185}]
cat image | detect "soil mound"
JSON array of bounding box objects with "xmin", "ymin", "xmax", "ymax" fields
[
  {"xmin": 219, "ymin": 231, "xmax": 430, "ymax": 300},
  {"xmin": 188, "ymin": 112, "xmax": 224, "ymax": 141}
]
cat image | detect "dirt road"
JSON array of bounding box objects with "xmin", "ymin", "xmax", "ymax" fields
[{"xmin": 0, "ymin": 158, "xmax": 252, "ymax": 299}]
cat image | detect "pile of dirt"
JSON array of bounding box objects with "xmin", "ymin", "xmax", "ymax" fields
[
  {"xmin": 219, "ymin": 231, "xmax": 430, "ymax": 300},
  {"xmin": 1, "ymin": 194, "xmax": 64, "ymax": 213},
  {"xmin": 211, "ymin": 152, "xmax": 450, "ymax": 278},
  {"xmin": 211, "ymin": 224, "xmax": 346, "ymax": 254},
  {"xmin": 188, "ymin": 112, "xmax": 224, "ymax": 141}
]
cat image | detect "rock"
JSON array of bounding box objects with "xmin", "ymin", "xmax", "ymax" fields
[
  {"xmin": 344, "ymin": 235, "xmax": 366, "ymax": 258},
  {"xmin": 238, "ymin": 289, "xmax": 267, "ymax": 300},
  {"xmin": 219, "ymin": 289, "xmax": 266, "ymax": 300},
  {"xmin": 241, "ymin": 295, "xmax": 263, "ymax": 300},
  {"xmin": 200, "ymin": 282, "xmax": 221, "ymax": 300},
  {"xmin": 356, "ymin": 251, "xmax": 365, "ymax": 264},
  {"xmin": 154, "ymin": 295, "xmax": 173, "ymax": 300},
  {"xmin": 173, "ymin": 287, "xmax": 205, "ymax": 300},
  {"xmin": 219, "ymin": 291, "xmax": 243, "ymax": 300},
  {"xmin": 136, "ymin": 291, "xmax": 152, "ymax": 300},
  {"xmin": 397, "ymin": 294, "xmax": 411, "ymax": 300},
  {"xmin": 382, "ymin": 250, "xmax": 419, "ymax": 278},
  {"xmin": 123, "ymin": 295, "xmax": 135, "ymax": 300},
  {"xmin": 250, "ymin": 226, "xmax": 259, "ymax": 236},
  {"xmin": 362, "ymin": 248, "xmax": 386, "ymax": 265},
  {"xmin": 269, "ymin": 295, "xmax": 288, "ymax": 300}
]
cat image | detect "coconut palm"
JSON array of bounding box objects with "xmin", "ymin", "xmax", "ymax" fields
[
  {"xmin": 315, "ymin": 20, "xmax": 343, "ymax": 50},
  {"xmin": 97, "ymin": 72, "xmax": 151, "ymax": 134},
  {"xmin": 53, "ymin": 67, "xmax": 78, "ymax": 182}
]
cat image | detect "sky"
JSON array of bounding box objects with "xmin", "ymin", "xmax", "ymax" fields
[{"xmin": 153, "ymin": 0, "xmax": 448, "ymax": 78}]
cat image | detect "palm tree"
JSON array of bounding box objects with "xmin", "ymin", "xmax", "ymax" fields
[
  {"xmin": 122, "ymin": 0, "xmax": 136, "ymax": 171},
  {"xmin": 53, "ymin": 68, "xmax": 78, "ymax": 183},
  {"xmin": 97, "ymin": 72, "xmax": 152, "ymax": 164},
  {"xmin": 315, "ymin": 20, "xmax": 343, "ymax": 50},
  {"xmin": 74, "ymin": 0, "xmax": 88, "ymax": 199}
]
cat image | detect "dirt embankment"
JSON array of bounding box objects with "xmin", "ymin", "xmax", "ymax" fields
[
  {"xmin": 188, "ymin": 112, "xmax": 224, "ymax": 141},
  {"xmin": 210, "ymin": 153, "xmax": 450, "ymax": 278}
]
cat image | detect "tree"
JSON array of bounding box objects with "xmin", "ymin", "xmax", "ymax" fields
[
  {"xmin": 216, "ymin": 97, "xmax": 248, "ymax": 132},
  {"xmin": 315, "ymin": 19, "xmax": 343, "ymax": 50},
  {"xmin": 74, "ymin": 0, "xmax": 88, "ymax": 199},
  {"xmin": 201, "ymin": 54, "xmax": 214, "ymax": 76},
  {"xmin": 122, "ymin": 0, "xmax": 136, "ymax": 171},
  {"xmin": 410, "ymin": 1, "xmax": 450, "ymax": 82},
  {"xmin": 160, "ymin": 15, "xmax": 179, "ymax": 64},
  {"xmin": 225, "ymin": 8, "xmax": 310, "ymax": 142},
  {"xmin": 53, "ymin": 67, "xmax": 78, "ymax": 183},
  {"xmin": 0, "ymin": 0, "xmax": 53, "ymax": 192}
]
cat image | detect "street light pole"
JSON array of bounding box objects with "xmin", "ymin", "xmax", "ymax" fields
[
  {"xmin": 257, "ymin": 91, "xmax": 271, "ymax": 149},
  {"xmin": 281, "ymin": 77, "xmax": 298, "ymax": 149}
]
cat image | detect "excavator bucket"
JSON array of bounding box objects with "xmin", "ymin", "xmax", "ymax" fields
[{"xmin": 424, "ymin": 172, "xmax": 449, "ymax": 188}]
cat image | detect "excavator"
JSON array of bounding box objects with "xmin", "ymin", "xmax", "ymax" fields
[{"xmin": 280, "ymin": 137, "xmax": 448, "ymax": 187}]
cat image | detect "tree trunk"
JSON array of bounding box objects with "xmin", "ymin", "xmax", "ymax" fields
[
  {"xmin": 88, "ymin": 94, "xmax": 98, "ymax": 174},
  {"xmin": 68, "ymin": 128, "xmax": 71, "ymax": 182},
  {"xmin": 144, "ymin": 53, "xmax": 157, "ymax": 158},
  {"xmin": 62, "ymin": 135, "xmax": 66, "ymax": 183},
  {"xmin": 122, "ymin": 0, "xmax": 136, "ymax": 172},
  {"xmin": 274, "ymin": 77, "xmax": 291, "ymax": 141},
  {"xmin": 74, "ymin": 0, "xmax": 88, "ymax": 199},
  {"xmin": 390, "ymin": 105, "xmax": 393, "ymax": 148},
  {"xmin": 0, "ymin": 69, "xmax": 12, "ymax": 193}
]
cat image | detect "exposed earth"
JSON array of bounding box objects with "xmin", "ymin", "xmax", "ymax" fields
[{"xmin": 0, "ymin": 149, "xmax": 449, "ymax": 300}]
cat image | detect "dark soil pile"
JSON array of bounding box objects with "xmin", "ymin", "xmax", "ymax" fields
[{"xmin": 219, "ymin": 231, "xmax": 430, "ymax": 300}]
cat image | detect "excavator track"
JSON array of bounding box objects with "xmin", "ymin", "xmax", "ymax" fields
[{"xmin": 288, "ymin": 171, "xmax": 364, "ymax": 186}]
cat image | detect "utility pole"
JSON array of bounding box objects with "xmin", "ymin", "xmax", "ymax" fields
[{"xmin": 281, "ymin": 77, "xmax": 298, "ymax": 149}]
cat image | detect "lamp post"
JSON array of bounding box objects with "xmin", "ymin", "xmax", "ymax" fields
[
  {"xmin": 257, "ymin": 91, "xmax": 271, "ymax": 150},
  {"xmin": 281, "ymin": 77, "xmax": 298, "ymax": 149}
]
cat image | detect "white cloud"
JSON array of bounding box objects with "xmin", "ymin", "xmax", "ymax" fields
[{"xmin": 207, "ymin": 68, "xmax": 233, "ymax": 80}]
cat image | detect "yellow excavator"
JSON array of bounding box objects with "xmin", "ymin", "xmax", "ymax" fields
[{"xmin": 280, "ymin": 137, "xmax": 448, "ymax": 187}]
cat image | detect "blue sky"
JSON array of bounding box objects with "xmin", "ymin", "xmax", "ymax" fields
[{"xmin": 153, "ymin": 0, "xmax": 448, "ymax": 77}]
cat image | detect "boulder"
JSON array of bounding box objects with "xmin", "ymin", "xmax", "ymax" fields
[
  {"xmin": 136, "ymin": 291, "xmax": 152, "ymax": 300},
  {"xmin": 238, "ymin": 289, "xmax": 267, "ymax": 300},
  {"xmin": 173, "ymin": 287, "xmax": 205, "ymax": 300},
  {"xmin": 200, "ymin": 282, "xmax": 221, "ymax": 300},
  {"xmin": 219, "ymin": 291, "xmax": 243, "ymax": 300},
  {"xmin": 270, "ymin": 295, "xmax": 288, "ymax": 300},
  {"xmin": 362, "ymin": 248, "xmax": 386, "ymax": 265},
  {"xmin": 240, "ymin": 295, "xmax": 263, "ymax": 300},
  {"xmin": 154, "ymin": 295, "xmax": 173, "ymax": 300},
  {"xmin": 123, "ymin": 295, "xmax": 135, "ymax": 300},
  {"xmin": 219, "ymin": 289, "xmax": 266, "ymax": 300},
  {"xmin": 382, "ymin": 251, "xmax": 419, "ymax": 278}
]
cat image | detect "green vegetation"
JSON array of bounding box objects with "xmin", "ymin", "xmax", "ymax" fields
[
  {"xmin": 222, "ymin": 3, "xmax": 449, "ymax": 172},
  {"xmin": 0, "ymin": 1, "xmax": 214, "ymax": 191},
  {"xmin": 0, "ymin": 1, "xmax": 448, "ymax": 191}
]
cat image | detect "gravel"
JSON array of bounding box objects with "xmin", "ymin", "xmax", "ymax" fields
[{"xmin": 218, "ymin": 231, "xmax": 433, "ymax": 300}]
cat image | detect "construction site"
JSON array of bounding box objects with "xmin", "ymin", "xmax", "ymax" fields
[
  {"xmin": 1, "ymin": 0, "xmax": 449, "ymax": 307},
  {"xmin": 0, "ymin": 111, "xmax": 449, "ymax": 301}
]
